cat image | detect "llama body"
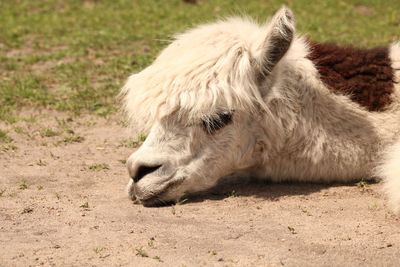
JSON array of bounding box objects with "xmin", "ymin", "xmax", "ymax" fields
[
  {"xmin": 251, "ymin": 41, "xmax": 400, "ymax": 183},
  {"xmin": 121, "ymin": 7, "xmax": 400, "ymax": 211}
]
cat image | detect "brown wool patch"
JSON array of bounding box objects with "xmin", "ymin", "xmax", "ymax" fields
[{"xmin": 307, "ymin": 41, "xmax": 395, "ymax": 111}]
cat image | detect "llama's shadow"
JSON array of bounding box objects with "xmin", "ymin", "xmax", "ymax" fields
[{"xmin": 185, "ymin": 177, "xmax": 374, "ymax": 204}]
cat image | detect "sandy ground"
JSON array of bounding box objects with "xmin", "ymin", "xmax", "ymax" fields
[{"xmin": 1, "ymin": 113, "xmax": 400, "ymax": 267}]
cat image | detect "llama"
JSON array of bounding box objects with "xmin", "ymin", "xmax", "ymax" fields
[{"xmin": 120, "ymin": 7, "xmax": 400, "ymax": 211}]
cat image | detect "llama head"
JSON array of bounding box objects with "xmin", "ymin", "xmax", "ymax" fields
[{"xmin": 121, "ymin": 7, "xmax": 295, "ymax": 206}]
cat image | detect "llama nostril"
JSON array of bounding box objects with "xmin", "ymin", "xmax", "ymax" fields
[{"xmin": 132, "ymin": 164, "xmax": 162, "ymax": 183}]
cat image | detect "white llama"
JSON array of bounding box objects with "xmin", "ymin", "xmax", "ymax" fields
[{"xmin": 120, "ymin": 7, "xmax": 400, "ymax": 211}]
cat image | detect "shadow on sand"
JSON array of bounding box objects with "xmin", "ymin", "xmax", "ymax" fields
[{"xmin": 184, "ymin": 178, "xmax": 377, "ymax": 204}]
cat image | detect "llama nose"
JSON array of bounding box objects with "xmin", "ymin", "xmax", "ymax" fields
[{"xmin": 130, "ymin": 164, "xmax": 162, "ymax": 183}]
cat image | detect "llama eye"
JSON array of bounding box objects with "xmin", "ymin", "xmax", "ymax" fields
[{"xmin": 202, "ymin": 111, "xmax": 233, "ymax": 134}]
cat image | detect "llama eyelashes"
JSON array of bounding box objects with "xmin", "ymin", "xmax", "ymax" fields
[{"xmin": 202, "ymin": 111, "xmax": 233, "ymax": 134}]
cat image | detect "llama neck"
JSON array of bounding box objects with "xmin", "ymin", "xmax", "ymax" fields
[{"xmin": 259, "ymin": 39, "xmax": 400, "ymax": 182}]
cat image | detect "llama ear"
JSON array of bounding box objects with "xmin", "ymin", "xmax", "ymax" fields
[{"xmin": 258, "ymin": 6, "xmax": 295, "ymax": 78}]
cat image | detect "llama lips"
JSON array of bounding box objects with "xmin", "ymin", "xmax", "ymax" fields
[
  {"xmin": 139, "ymin": 196, "xmax": 175, "ymax": 207},
  {"xmin": 133, "ymin": 175, "xmax": 185, "ymax": 204}
]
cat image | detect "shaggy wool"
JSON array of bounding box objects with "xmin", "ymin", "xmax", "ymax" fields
[{"xmin": 308, "ymin": 42, "xmax": 394, "ymax": 111}]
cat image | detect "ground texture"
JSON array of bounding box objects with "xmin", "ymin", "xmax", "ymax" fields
[{"xmin": 1, "ymin": 114, "xmax": 400, "ymax": 267}]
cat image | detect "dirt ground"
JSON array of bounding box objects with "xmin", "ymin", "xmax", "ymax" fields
[{"xmin": 1, "ymin": 112, "xmax": 400, "ymax": 267}]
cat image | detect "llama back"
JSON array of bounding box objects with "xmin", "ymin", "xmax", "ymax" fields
[{"xmin": 307, "ymin": 41, "xmax": 400, "ymax": 112}]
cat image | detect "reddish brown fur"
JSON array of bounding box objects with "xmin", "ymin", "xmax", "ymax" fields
[{"xmin": 308, "ymin": 41, "xmax": 395, "ymax": 111}]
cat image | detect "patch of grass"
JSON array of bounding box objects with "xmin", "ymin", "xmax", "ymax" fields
[
  {"xmin": 80, "ymin": 201, "xmax": 90, "ymax": 209},
  {"xmin": 0, "ymin": 189, "xmax": 6, "ymax": 197},
  {"xmin": 50, "ymin": 152, "xmax": 60, "ymax": 160},
  {"xmin": 0, "ymin": 74, "xmax": 51, "ymax": 107},
  {"xmin": 357, "ymin": 179, "xmax": 368, "ymax": 186},
  {"xmin": 138, "ymin": 133, "xmax": 147, "ymax": 143},
  {"xmin": 21, "ymin": 115, "xmax": 38, "ymax": 124},
  {"xmin": 1, "ymin": 1, "xmax": 399, "ymax": 123},
  {"xmin": 40, "ymin": 128, "xmax": 59, "ymax": 138},
  {"xmin": 36, "ymin": 159, "xmax": 47, "ymax": 166},
  {"xmin": 21, "ymin": 207, "xmax": 33, "ymax": 214},
  {"xmin": 227, "ymin": 190, "xmax": 237, "ymax": 198},
  {"xmin": 0, "ymin": 108, "xmax": 17, "ymax": 123},
  {"xmin": 0, "ymin": 140, "xmax": 16, "ymax": 153},
  {"xmin": 19, "ymin": 180, "xmax": 28, "ymax": 190},
  {"xmin": 93, "ymin": 247, "xmax": 106, "ymax": 254},
  {"xmin": 208, "ymin": 250, "xmax": 218, "ymax": 256},
  {"xmin": 62, "ymin": 134, "xmax": 84, "ymax": 144},
  {"xmin": 148, "ymin": 237, "xmax": 155, "ymax": 248},
  {"xmin": 119, "ymin": 134, "xmax": 147, "ymax": 148},
  {"xmin": 0, "ymin": 130, "xmax": 12, "ymax": 143},
  {"xmin": 153, "ymin": 256, "xmax": 163, "ymax": 262},
  {"xmin": 88, "ymin": 163, "xmax": 110, "ymax": 171},
  {"xmin": 55, "ymin": 117, "xmax": 74, "ymax": 128},
  {"xmin": 0, "ymin": 143, "xmax": 17, "ymax": 152},
  {"xmin": 356, "ymin": 179, "xmax": 370, "ymax": 190},
  {"xmin": 14, "ymin": 127, "xmax": 24, "ymax": 134},
  {"xmin": 288, "ymin": 226, "xmax": 297, "ymax": 235},
  {"xmin": 171, "ymin": 206, "xmax": 176, "ymax": 215},
  {"xmin": 135, "ymin": 247, "xmax": 149, "ymax": 258},
  {"xmin": 119, "ymin": 139, "xmax": 140, "ymax": 148}
]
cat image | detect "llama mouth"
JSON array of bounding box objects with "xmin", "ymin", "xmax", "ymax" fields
[
  {"xmin": 140, "ymin": 197, "xmax": 175, "ymax": 207},
  {"xmin": 135, "ymin": 177, "xmax": 185, "ymax": 207}
]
